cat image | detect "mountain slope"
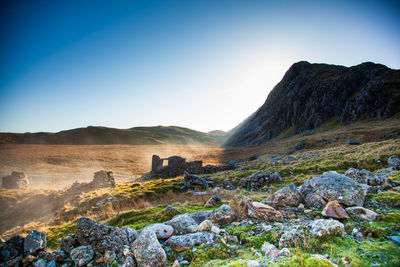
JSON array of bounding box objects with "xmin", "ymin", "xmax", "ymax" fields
[
  {"xmin": 0, "ymin": 126, "xmax": 228, "ymax": 145},
  {"xmin": 225, "ymin": 61, "xmax": 400, "ymax": 147}
]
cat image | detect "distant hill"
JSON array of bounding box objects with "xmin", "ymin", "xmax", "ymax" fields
[
  {"xmin": 0, "ymin": 126, "xmax": 228, "ymax": 145},
  {"xmin": 225, "ymin": 61, "xmax": 400, "ymax": 146}
]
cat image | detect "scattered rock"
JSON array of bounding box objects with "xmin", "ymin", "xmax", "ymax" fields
[
  {"xmin": 388, "ymin": 235, "xmax": 400, "ymax": 245},
  {"xmin": 262, "ymin": 242, "xmax": 291, "ymax": 258},
  {"xmin": 252, "ymin": 202, "xmax": 283, "ymax": 222},
  {"xmin": 75, "ymin": 217, "xmax": 129, "ymax": 260},
  {"xmin": 95, "ymin": 196, "xmax": 116, "ymax": 206},
  {"xmin": 229, "ymin": 195, "xmax": 255, "ymax": 220},
  {"xmin": 70, "ymin": 246, "xmax": 94, "ymax": 266},
  {"xmin": 125, "ymin": 227, "xmax": 138, "ymax": 243},
  {"xmin": 299, "ymin": 171, "xmax": 366, "ymax": 207},
  {"xmin": 222, "ymin": 181, "xmax": 235, "ymax": 190},
  {"xmin": 345, "ymin": 168, "xmax": 385, "ymax": 186},
  {"xmin": 310, "ymin": 219, "xmax": 345, "ymax": 238},
  {"xmin": 294, "ymin": 140, "xmax": 306, "ymax": 151},
  {"xmin": 165, "ymin": 232, "xmax": 216, "ymax": 252},
  {"xmin": 0, "ymin": 235, "xmax": 24, "ymax": 263},
  {"xmin": 2, "ymin": 171, "xmax": 29, "ymax": 189},
  {"xmin": 263, "ymin": 183, "xmax": 301, "ymax": 208},
  {"xmin": 304, "ymin": 193, "xmax": 327, "ymax": 210},
  {"xmin": 132, "ymin": 230, "xmax": 166, "ymax": 267},
  {"xmin": 205, "ymin": 194, "xmax": 222, "ymax": 207},
  {"xmin": 24, "ymin": 230, "xmax": 46, "ymax": 255},
  {"xmin": 211, "ymin": 209, "xmax": 236, "ymax": 225},
  {"xmin": 322, "ymin": 201, "xmax": 349, "ymax": 219},
  {"xmin": 60, "ymin": 234, "xmax": 77, "ymax": 255},
  {"xmin": 165, "ymin": 214, "xmax": 198, "ymax": 235},
  {"xmin": 279, "ymin": 229, "xmax": 305, "ymax": 248},
  {"xmin": 197, "ymin": 220, "xmax": 213, "ymax": 232},
  {"xmin": 347, "ymin": 139, "xmax": 360, "ymax": 145},
  {"xmin": 388, "ymin": 156, "xmax": 400, "ymax": 169},
  {"xmin": 141, "ymin": 223, "xmax": 174, "ymax": 240},
  {"xmin": 345, "ymin": 206, "xmax": 379, "ymax": 221},
  {"xmin": 239, "ymin": 171, "xmax": 282, "ymax": 191}
]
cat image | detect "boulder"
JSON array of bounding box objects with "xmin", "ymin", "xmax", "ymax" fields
[
  {"xmin": 299, "ymin": 171, "xmax": 366, "ymax": 207},
  {"xmin": 211, "ymin": 209, "xmax": 236, "ymax": 225},
  {"xmin": 239, "ymin": 171, "xmax": 281, "ymax": 191},
  {"xmin": 165, "ymin": 232, "xmax": 216, "ymax": 252},
  {"xmin": 304, "ymin": 194, "xmax": 326, "ymax": 210},
  {"xmin": 60, "ymin": 234, "xmax": 77, "ymax": 255},
  {"xmin": 0, "ymin": 235, "xmax": 24, "ymax": 263},
  {"xmin": 189, "ymin": 211, "xmax": 213, "ymax": 224},
  {"xmin": 75, "ymin": 218, "xmax": 129, "ymax": 260},
  {"xmin": 345, "ymin": 206, "xmax": 379, "ymax": 221},
  {"xmin": 165, "ymin": 214, "xmax": 198, "ymax": 235},
  {"xmin": 322, "ymin": 201, "xmax": 349, "ymax": 219},
  {"xmin": 279, "ymin": 229, "xmax": 305, "ymax": 248},
  {"xmin": 222, "ymin": 181, "xmax": 235, "ymax": 190},
  {"xmin": 252, "ymin": 202, "xmax": 283, "ymax": 222},
  {"xmin": 197, "ymin": 220, "xmax": 213, "ymax": 232},
  {"xmin": 24, "ymin": 230, "xmax": 46, "ymax": 255},
  {"xmin": 309, "ymin": 219, "xmax": 345, "ymax": 238},
  {"xmin": 347, "ymin": 139, "xmax": 360, "ymax": 145},
  {"xmin": 70, "ymin": 246, "xmax": 94, "ymax": 266},
  {"xmin": 132, "ymin": 230, "xmax": 166, "ymax": 267},
  {"xmin": 122, "ymin": 256, "xmax": 136, "ymax": 267},
  {"xmin": 262, "ymin": 242, "xmax": 291, "ymax": 258},
  {"xmin": 263, "ymin": 183, "xmax": 301, "ymax": 208},
  {"xmin": 345, "ymin": 168, "xmax": 385, "ymax": 186},
  {"xmin": 37, "ymin": 250, "xmax": 67, "ymax": 263},
  {"xmin": 205, "ymin": 194, "xmax": 222, "ymax": 207},
  {"xmin": 229, "ymin": 195, "xmax": 255, "ymax": 220},
  {"xmin": 388, "ymin": 156, "xmax": 400, "ymax": 169},
  {"xmin": 2, "ymin": 172, "xmax": 29, "ymax": 189},
  {"xmin": 125, "ymin": 227, "xmax": 138, "ymax": 244},
  {"xmin": 141, "ymin": 223, "xmax": 174, "ymax": 240}
]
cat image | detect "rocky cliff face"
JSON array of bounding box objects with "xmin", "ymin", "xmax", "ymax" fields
[{"xmin": 224, "ymin": 61, "xmax": 400, "ymax": 146}]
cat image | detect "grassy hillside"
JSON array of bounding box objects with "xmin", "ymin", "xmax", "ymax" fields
[{"xmin": 0, "ymin": 125, "xmax": 228, "ymax": 145}]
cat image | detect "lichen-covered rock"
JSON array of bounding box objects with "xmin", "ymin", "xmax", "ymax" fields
[
  {"xmin": 122, "ymin": 256, "xmax": 136, "ymax": 267},
  {"xmin": 309, "ymin": 219, "xmax": 345, "ymax": 238},
  {"xmin": 37, "ymin": 250, "xmax": 67, "ymax": 263},
  {"xmin": 205, "ymin": 194, "xmax": 222, "ymax": 207},
  {"xmin": 345, "ymin": 206, "xmax": 379, "ymax": 221},
  {"xmin": 75, "ymin": 218, "xmax": 129, "ymax": 260},
  {"xmin": 388, "ymin": 156, "xmax": 400, "ymax": 169},
  {"xmin": 60, "ymin": 234, "xmax": 77, "ymax": 255},
  {"xmin": 304, "ymin": 193, "xmax": 327, "ymax": 210},
  {"xmin": 165, "ymin": 214, "xmax": 198, "ymax": 235},
  {"xmin": 70, "ymin": 245, "xmax": 94, "ymax": 266},
  {"xmin": 229, "ymin": 195, "xmax": 256, "ymax": 220},
  {"xmin": 24, "ymin": 230, "xmax": 46, "ymax": 255},
  {"xmin": 165, "ymin": 232, "xmax": 216, "ymax": 252},
  {"xmin": 299, "ymin": 171, "xmax": 366, "ymax": 207},
  {"xmin": 345, "ymin": 168, "xmax": 385, "ymax": 186},
  {"xmin": 131, "ymin": 231, "xmax": 166, "ymax": 267},
  {"xmin": 211, "ymin": 209, "xmax": 236, "ymax": 225},
  {"xmin": 263, "ymin": 183, "xmax": 301, "ymax": 208},
  {"xmin": 125, "ymin": 227, "xmax": 138, "ymax": 243},
  {"xmin": 197, "ymin": 220, "xmax": 213, "ymax": 231},
  {"xmin": 189, "ymin": 211, "xmax": 213, "ymax": 224},
  {"xmin": 279, "ymin": 229, "xmax": 305, "ymax": 248},
  {"xmin": 141, "ymin": 223, "xmax": 174, "ymax": 240},
  {"xmin": 0, "ymin": 235, "xmax": 24, "ymax": 263},
  {"xmin": 239, "ymin": 171, "xmax": 282, "ymax": 191},
  {"xmin": 262, "ymin": 242, "xmax": 291, "ymax": 258},
  {"xmin": 322, "ymin": 201, "xmax": 349, "ymax": 219},
  {"xmin": 251, "ymin": 202, "xmax": 283, "ymax": 222}
]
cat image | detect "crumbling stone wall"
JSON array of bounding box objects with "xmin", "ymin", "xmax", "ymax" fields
[
  {"xmin": 2, "ymin": 172, "xmax": 29, "ymax": 189},
  {"xmin": 92, "ymin": 170, "xmax": 115, "ymax": 188}
]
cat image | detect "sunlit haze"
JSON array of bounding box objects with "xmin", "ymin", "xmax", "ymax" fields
[{"xmin": 1, "ymin": 0, "xmax": 399, "ymax": 133}]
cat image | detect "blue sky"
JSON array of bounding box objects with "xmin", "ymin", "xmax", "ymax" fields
[{"xmin": 1, "ymin": 0, "xmax": 399, "ymax": 133}]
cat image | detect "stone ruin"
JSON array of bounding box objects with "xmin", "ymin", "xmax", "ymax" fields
[
  {"xmin": 1, "ymin": 171, "xmax": 29, "ymax": 189},
  {"xmin": 145, "ymin": 155, "xmax": 235, "ymax": 178},
  {"xmin": 92, "ymin": 170, "xmax": 116, "ymax": 188}
]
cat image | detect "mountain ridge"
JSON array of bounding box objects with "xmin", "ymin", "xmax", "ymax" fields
[
  {"xmin": 224, "ymin": 61, "xmax": 400, "ymax": 146},
  {"xmin": 0, "ymin": 125, "xmax": 228, "ymax": 145}
]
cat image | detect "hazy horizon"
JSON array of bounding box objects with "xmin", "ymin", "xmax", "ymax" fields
[{"xmin": 1, "ymin": 0, "xmax": 400, "ymax": 133}]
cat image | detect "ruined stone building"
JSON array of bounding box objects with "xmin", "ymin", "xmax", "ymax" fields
[{"xmin": 2, "ymin": 172, "xmax": 29, "ymax": 189}]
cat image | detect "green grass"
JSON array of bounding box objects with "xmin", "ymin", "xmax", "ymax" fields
[
  {"xmin": 370, "ymin": 191, "xmax": 400, "ymax": 208},
  {"xmin": 46, "ymin": 221, "xmax": 77, "ymax": 250}
]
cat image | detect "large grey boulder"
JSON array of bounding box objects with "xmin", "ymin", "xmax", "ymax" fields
[
  {"xmin": 75, "ymin": 218, "xmax": 129, "ymax": 260},
  {"xmin": 24, "ymin": 230, "xmax": 46, "ymax": 255},
  {"xmin": 309, "ymin": 219, "xmax": 345, "ymax": 238},
  {"xmin": 141, "ymin": 223, "xmax": 174, "ymax": 240},
  {"xmin": 263, "ymin": 183, "xmax": 301, "ymax": 208},
  {"xmin": 70, "ymin": 245, "xmax": 94, "ymax": 266},
  {"xmin": 131, "ymin": 231, "xmax": 166, "ymax": 267},
  {"xmin": 299, "ymin": 171, "xmax": 366, "ymax": 207},
  {"xmin": 165, "ymin": 214, "xmax": 198, "ymax": 235},
  {"xmin": 165, "ymin": 232, "xmax": 216, "ymax": 252}
]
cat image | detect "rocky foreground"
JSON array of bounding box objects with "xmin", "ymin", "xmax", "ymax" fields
[{"xmin": 1, "ymin": 157, "xmax": 400, "ymax": 266}]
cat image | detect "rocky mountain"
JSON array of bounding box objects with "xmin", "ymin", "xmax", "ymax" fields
[
  {"xmin": 0, "ymin": 126, "xmax": 227, "ymax": 145},
  {"xmin": 225, "ymin": 61, "xmax": 400, "ymax": 146}
]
